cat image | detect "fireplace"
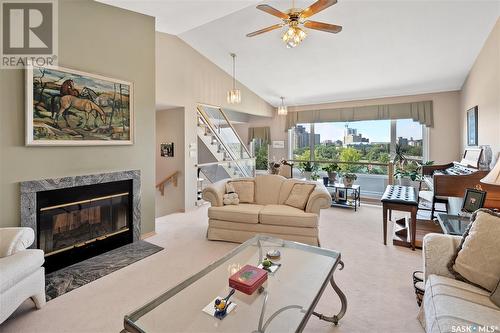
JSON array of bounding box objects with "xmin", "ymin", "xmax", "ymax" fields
[
  {"xmin": 20, "ymin": 170, "xmax": 141, "ymax": 273},
  {"xmin": 37, "ymin": 181, "xmax": 133, "ymax": 272}
]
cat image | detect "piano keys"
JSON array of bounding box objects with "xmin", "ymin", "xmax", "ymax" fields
[{"xmin": 422, "ymin": 148, "xmax": 500, "ymax": 209}]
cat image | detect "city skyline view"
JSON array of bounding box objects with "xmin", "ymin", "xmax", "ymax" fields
[{"xmin": 311, "ymin": 119, "xmax": 423, "ymax": 143}]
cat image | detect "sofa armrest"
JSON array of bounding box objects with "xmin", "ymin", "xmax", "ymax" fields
[
  {"xmin": 305, "ymin": 184, "xmax": 332, "ymax": 214},
  {"xmin": 202, "ymin": 179, "xmax": 230, "ymax": 207},
  {"xmin": 422, "ymin": 233, "xmax": 462, "ymax": 281},
  {"xmin": 0, "ymin": 227, "xmax": 35, "ymax": 258}
]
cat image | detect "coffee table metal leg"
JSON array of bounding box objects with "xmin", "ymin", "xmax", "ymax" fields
[{"xmin": 312, "ymin": 260, "xmax": 347, "ymax": 325}]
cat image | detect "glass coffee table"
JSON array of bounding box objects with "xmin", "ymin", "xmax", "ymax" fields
[{"xmin": 124, "ymin": 235, "xmax": 347, "ymax": 333}]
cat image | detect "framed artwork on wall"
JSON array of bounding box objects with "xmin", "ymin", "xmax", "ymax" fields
[
  {"xmin": 26, "ymin": 64, "xmax": 134, "ymax": 146},
  {"xmin": 466, "ymin": 106, "xmax": 478, "ymax": 146},
  {"xmin": 160, "ymin": 143, "xmax": 174, "ymax": 157}
]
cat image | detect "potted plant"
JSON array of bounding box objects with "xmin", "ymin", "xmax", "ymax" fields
[
  {"xmin": 343, "ymin": 173, "xmax": 357, "ymax": 187},
  {"xmin": 310, "ymin": 171, "xmax": 320, "ymax": 181},
  {"xmin": 393, "ymin": 160, "xmax": 422, "ymax": 187},
  {"xmin": 393, "ymin": 160, "xmax": 433, "ymax": 187},
  {"xmin": 299, "ymin": 161, "xmax": 317, "ymax": 180},
  {"xmin": 323, "ymin": 163, "xmax": 340, "ymax": 184}
]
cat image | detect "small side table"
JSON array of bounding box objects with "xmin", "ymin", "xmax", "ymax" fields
[
  {"xmin": 326, "ymin": 184, "xmax": 361, "ymax": 211},
  {"xmin": 381, "ymin": 185, "xmax": 418, "ymax": 250},
  {"xmin": 436, "ymin": 213, "xmax": 470, "ymax": 236}
]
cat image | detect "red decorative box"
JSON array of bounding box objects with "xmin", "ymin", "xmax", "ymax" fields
[{"xmin": 229, "ymin": 264, "xmax": 268, "ymax": 295}]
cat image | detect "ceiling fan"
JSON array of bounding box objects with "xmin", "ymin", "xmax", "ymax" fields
[{"xmin": 246, "ymin": 0, "xmax": 342, "ymax": 48}]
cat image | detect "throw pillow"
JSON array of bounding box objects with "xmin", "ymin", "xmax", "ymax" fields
[
  {"xmin": 491, "ymin": 280, "xmax": 500, "ymax": 308},
  {"xmin": 284, "ymin": 183, "xmax": 316, "ymax": 210},
  {"xmin": 228, "ymin": 180, "xmax": 255, "ymax": 203},
  {"xmin": 447, "ymin": 209, "xmax": 500, "ymax": 292},
  {"xmin": 223, "ymin": 192, "xmax": 239, "ymax": 205},
  {"xmin": 226, "ymin": 182, "xmax": 236, "ymax": 194}
]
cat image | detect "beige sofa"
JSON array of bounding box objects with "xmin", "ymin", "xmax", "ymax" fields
[
  {"xmin": 202, "ymin": 175, "xmax": 331, "ymax": 246},
  {"xmin": 418, "ymin": 233, "xmax": 500, "ymax": 332}
]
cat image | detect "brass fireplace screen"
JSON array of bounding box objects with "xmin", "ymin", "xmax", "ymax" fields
[{"xmin": 38, "ymin": 192, "xmax": 130, "ymax": 256}]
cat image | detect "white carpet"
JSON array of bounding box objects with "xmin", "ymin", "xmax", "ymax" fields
[{"xmin": 0, "ymin": 205, "xmax": 424, "ymax": 333}]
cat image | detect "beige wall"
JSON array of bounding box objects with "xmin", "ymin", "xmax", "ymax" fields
[
  {"xmin": 0, "ymin": 0, "xmax": 156, "ymax": 233},
  {"xmin": 234, "ymin": 114, "xmax": 289, "ymax": 163},
  {"xmin": 155, "ymin": 32, "xmax": 274, "ymax": 210},
  {"xmin": 241, "ymin": 91, "xmax": 462, "ymax": 164},
  {"xmin": 156, "ymin": 108, "xmax": 185, "ymax": 217},
  {"xmin": 460, "ymin": 19, "xmax": 500, "ymax": 164}
]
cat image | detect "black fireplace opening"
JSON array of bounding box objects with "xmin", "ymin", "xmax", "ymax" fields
[{"xmin": 36, "ymin": 180, "xmax": 133, "ymax": 273}]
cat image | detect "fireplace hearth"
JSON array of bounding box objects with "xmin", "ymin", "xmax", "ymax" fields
[{"xmin": 20, "ymin": 170, "xmax": 141, "ymax": 273}]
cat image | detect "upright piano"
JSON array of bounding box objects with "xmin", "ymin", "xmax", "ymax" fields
[{"xmin": 422, "ymin": 148, "xmax": 500, "ymax": 209}]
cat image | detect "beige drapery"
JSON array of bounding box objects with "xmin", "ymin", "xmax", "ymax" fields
[
  {"xmin": 248, "ymin": 126, "xmax": 271, "ymax": 145},
  {"xmin": 285, "ymin": 101, "xmax": 433, "ymax": 130}
]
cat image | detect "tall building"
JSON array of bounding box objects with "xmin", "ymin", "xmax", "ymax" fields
[
  {"xmin": 294, "ymin": 125, "xmax": 309, "ymax": 148},
  {"xmin": 343, "ymin": 124, "xmax": 368, "ymax": 145}
]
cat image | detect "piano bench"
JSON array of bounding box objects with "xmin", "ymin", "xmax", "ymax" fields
[{"xmin": 381, "ymin": 185, "xmax": 418, "ymax": 250}]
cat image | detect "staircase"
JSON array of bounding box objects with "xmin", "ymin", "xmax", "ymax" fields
[{"xmin": 196, "ymin": 104, "xmax": 255, "ymax": 192}]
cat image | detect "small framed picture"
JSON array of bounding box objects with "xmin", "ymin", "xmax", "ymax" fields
[
  {"xmin": 160, "ymin": 142, "xmax": 174, "ymax": 157},
  {"xmin": 461, "ymin": 188, "xmax": 486, "ymax": 213},
  {"xmin": 466, "ymin": 106, "xmax": 478, "ymax": 146},
  {"xmin": 337, "ymin": 188, "xmax": 347, "ymax": 201}
]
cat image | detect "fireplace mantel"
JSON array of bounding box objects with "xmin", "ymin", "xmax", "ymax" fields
[{"xmin": 20, "ymin": 170, "xmax": 141, "ymax": 248}]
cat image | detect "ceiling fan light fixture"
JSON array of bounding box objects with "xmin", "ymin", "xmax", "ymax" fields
[
  {"xmin": 282, "ymin": 26, "xmax": 307, "ymax": 48},
  {"xmin": 277, "ymin": 97, "xmax": 288, "ymax": 115},
  {"xmin": 227, "ymin": 53, "xmax": 241, "ymax": 104}
]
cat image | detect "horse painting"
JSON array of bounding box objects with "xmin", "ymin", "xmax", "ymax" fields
[
  {"xmin": 27, "ymin": 65, "xmax": 133, "ymax": 145},
  {"xmin": 56, "ymin": 95, "xmax": 107, "ymax": 129}
]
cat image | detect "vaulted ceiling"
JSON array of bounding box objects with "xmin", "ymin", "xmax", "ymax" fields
[{"xmin": 99, "ymin": 0, "xmax": 499, "ymax": 107}]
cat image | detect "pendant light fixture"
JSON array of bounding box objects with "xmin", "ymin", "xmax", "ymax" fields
[
  {"xmin": 277, "ymin": 96, "xmax": 288, "ymax": 115},
  {"xmin": 227, "ymin": 53, "xmax": 241, "ymax": 104}
]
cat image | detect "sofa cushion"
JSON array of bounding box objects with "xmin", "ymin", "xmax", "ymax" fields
[
  {"xmin": 259, "ymin": 205, "xmax": 318, "ymax": 228},
  {"xmin": 418, "ymin": 274, "xmax": 500, "ymax": 333},
  {"xmin": 448, "ymin": 209, "xmax": 500, "ymax": 292},
  {"xmin": 284, "ymin": 183, "xmax": 316, "ymax": 210},
  {"xmin": 208, "ymin": 204, "xmax": 264, "ymax": 224},
  {"xmin": 228, "ymin": 180, "xmax": 255, "ymax": 203},
  {"xmin": 0, "ymin": 249, "xmax": 44, "ymax": 293},
  {"xmin": 254, "ymin": 175, "xmax": 285, "ymax": 205},
  {"xmin": 208, "ymin": 219, "xmax": 318, "ymax": 237}
]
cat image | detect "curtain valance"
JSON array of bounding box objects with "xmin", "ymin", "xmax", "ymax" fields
[
  {"xmin": 285, "ymin": 100, "xmax": 433, "ymax": 130},
  {"xmin": 248, "ymin": 126, "xmax": 271, "ymax": 145}
]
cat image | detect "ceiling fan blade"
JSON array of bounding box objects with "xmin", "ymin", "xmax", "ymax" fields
[
  {"xmin": 301, "ymin": 0, "xmax": 337, "ymax": 19},
  {"xmin": 303, "ymin": 20, "xmax": 342, "ymax": 33},
  {"xmin": 256, "ymin": 4, "xmax": 289, "ymax": 19},
  {"xmin": 246, "ymin": 24, "xmax": 283, "ymax": 37}
]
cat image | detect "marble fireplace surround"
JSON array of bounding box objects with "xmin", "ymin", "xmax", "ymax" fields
[{"xmin": 20, "ymin": 170, "xmax": 141, "ymax": 248}]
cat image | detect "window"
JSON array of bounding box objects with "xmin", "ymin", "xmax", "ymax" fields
[
  {"xmin": 289, "ymin": 123, "xmax": 313, "ymax": 161},
  {"xmin": 289, "ymin": 119, "xmax": 424, "ymax": 163},
  {"xmin": 251, "ymin": 138, "xmax": 269, "ymax": 171},
  {"xmin": 395, "ymin": 119, "xmax": 424, "ymax": 161}
]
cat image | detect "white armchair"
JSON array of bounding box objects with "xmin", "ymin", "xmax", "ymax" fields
[{"xmin": 0, "ymin": 227, "xmax": 46, "ymax": 324}]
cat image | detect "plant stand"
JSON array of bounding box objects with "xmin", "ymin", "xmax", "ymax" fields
[{"xmin": 326, "ymin": 183, "xmax": 361, "ymax": 211}]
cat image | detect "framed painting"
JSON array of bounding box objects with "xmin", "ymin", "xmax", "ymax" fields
[
  {"xmin": 26, "ymin": 64, "xmax": 134, "ymax": 146},
  {"xmin": 466, "ymin": 106, "xmax": 478, "ymax": 146},
  {"xmin": 160, "ymin": 143, "xmax": 174, "ymax": 157}
]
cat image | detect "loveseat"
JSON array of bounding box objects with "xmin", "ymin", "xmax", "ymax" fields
[
  {"xmin": 418, "ymin": 233, "xmax": 500, "ymax": 332},
  {"xmin": 202, "ymin": 174, "xmax": 331, "ymax": 246},
  {"xmin": 0, "ymin": 227, "xmax": 46, "ymax": 324}
]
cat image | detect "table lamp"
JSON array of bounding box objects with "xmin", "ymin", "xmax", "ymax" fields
[{"xmin": 481, "ymin": 156, "xmax": 500, "ymax": 185}]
